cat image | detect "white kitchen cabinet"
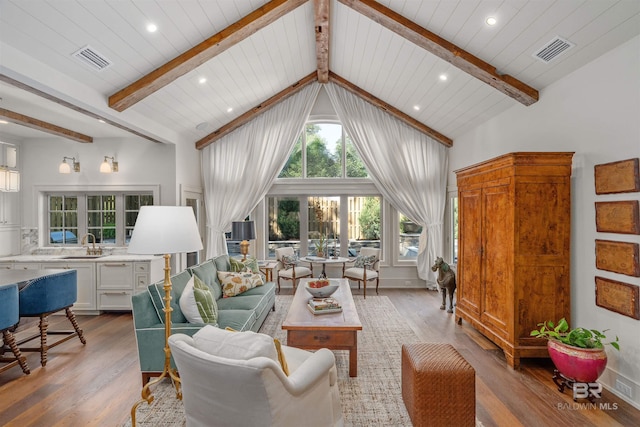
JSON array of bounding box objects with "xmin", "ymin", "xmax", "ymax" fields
[
  {"xmin": 97, "ymin": 258, "xmax": 163, "ymax": 310},
  {"xmin": 4, "ymin": 256, "xmax": 162, "ymax": 312},
  {"xmin": 39, "ymin": 261, "xmax": 96, "ymax": 311},
  {"xmin": 0, "ymin": 143, "xmax": 20, "ymax": 227}
]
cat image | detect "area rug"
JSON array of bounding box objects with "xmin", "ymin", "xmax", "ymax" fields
[{"xmin": 124, "ymin": 295, "xmax": 422, "ymax": 426}]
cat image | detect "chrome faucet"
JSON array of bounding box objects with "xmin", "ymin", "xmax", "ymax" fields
[{"xmin": 80, "ymin": 233, "xmax": 102, "ymax": 255}]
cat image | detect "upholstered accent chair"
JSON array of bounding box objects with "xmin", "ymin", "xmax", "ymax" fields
[
  {"xmin": 17, "ymin": 270, "xmax": 86, "ymax": 367},
  {"xmin": 0, "ymin": 283, "xmax": 30, "ymax": 375},
  {"xmin": 343, "ymin": 247, "xmax": 381, "ymax": 298},
  {"xmin": 169, "ymin": 327, "xmax": 343, "ymax": 427},
  {"xmin": 274, "ymin": 247, "xmax": 312, "ymax": 293}
]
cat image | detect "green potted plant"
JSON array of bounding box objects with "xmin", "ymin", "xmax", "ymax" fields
[{"xmin": 531, "ymin": 318, "xmax": 619, "ymax": 383}]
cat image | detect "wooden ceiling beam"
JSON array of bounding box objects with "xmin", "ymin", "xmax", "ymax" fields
[
  {"xmin": 196, "ymin": 72, "xmax": 318, "ymax": 150},
  {"xmin": 109, "ymin": 0, "xmax": 308, "ymax": 112},
  {"xmin": 0, "ymin": 74, "xmax": 164, "ymax": 144},
  {"xmin": 339, "ymin": 0, "xmax": 538, "ymax": 106},
  {"xmin": 0, "ymin": 107, "xmax": 93, "ymax": 143},
  {"xmin": 314, "ymin": 0, "xmax": 330, "ymax": 83},
  {"xmin": 328, "ymin": 72, "xmax": 453, "ymax": 147}
]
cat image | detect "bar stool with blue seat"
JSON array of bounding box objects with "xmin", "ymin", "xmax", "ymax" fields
[
  {"xmin": 0, "ymin": 282, "xmax": 30, "ymax": 375},
  {"xmin": 18, "ymin": 269, "xmax": 86, "ymax": 367}
]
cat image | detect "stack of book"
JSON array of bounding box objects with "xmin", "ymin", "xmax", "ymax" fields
[{"xmin": 307, "ymin": 297, "xmax": 342, "ymax": 314}]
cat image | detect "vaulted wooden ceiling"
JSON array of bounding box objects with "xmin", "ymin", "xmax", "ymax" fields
[{"xmin": 0, "ymin": 1, "xmax": 638, "ymax": 147}]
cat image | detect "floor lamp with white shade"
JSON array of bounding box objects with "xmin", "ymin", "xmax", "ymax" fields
[{"xmin": 127, "ymin": 206, "xmax": 203, "ymax": 425}]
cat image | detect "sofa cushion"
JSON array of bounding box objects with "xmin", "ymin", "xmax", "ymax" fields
[
  {"xmin": 179, "ymin": 275, "xmax": 219, "ymax": 324},
  {"xmin": 189, "ymin": 260, "xmax": 222, "ymax": 300},
  {"xmin": 147, "ymin": 270, "xmax": 192, "ymax": 324},
  {"xmin": 193, "ymin": 325, "xmax": 278, "ymax": 363},
  {"xmin": 217, "ymin": 271, "xmax": 264, "ymax": 297},
  {"xmin": 239, "ymin": 281, "xmax": 276, "ymax": 297},
  {"xmin": 213, "ymin": 254, "xmax": 231, "ymax": 272},
  {"xmin": 217, "ymin": 309, "xmax": 257, "ymax": 332}
]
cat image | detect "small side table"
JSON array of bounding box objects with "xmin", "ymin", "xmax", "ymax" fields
[
  {"xmin": 258, "ymin": 261, "xmax": 278, "ymax": 282},
  {"xmin": 300, "ymin": 256, "xmax": 349, "ymax": 278}
]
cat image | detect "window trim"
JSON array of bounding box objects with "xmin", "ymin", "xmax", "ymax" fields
[{"xmin": 36, "ymin": 184, "xmax": 159, "ymax": 248}]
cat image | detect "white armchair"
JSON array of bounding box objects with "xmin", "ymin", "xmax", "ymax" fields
[
  {"xmin": 169, "ymin": 327, "xmax": 343, "ymax": 427},
  {"xmin": 343, "ymin": 247, "xmax": 381, "ymax": 298},
  {"xmin": 274, "ymin": 247, "xmax": 312, "ymax": 292}
]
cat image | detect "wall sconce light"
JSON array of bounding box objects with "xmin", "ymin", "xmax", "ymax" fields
[
  {"xmin": 100, "ymin": 156, "xmax": 118, "ymax": 173},
  {"xmin": 59, "ymin": 157, "xmax": 80, "ymax": 174}
]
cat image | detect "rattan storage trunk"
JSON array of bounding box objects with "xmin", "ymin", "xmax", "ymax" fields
[{"xmin": 401, "ymin": 343, "xmax": 475, "ymax": 427}]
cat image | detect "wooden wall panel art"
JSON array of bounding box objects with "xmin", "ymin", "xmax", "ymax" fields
[
  {"xmin": 595, "ymin": 277, "xmax": 640, "ymax": 320},
  {"xmin": 595, "ymin": 158, "xmax": 640, "ymax": 194},
  {"xmin": 595, "ymin": 240, "xmax": 640, "ymax": 277},
  {"xmin": 595, "ymin": 201, "xmax": 640, "ymax": 234}
]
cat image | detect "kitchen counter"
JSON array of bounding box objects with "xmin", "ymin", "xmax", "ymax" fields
[{"xmin": 0, "ymin": 254, "xmax": 161, "ymax": 262}]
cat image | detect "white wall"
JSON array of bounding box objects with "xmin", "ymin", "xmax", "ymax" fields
[
  {"xmin": 449, "ymin": 35, "xmax": 640, "ymax": 408},
  {"xmin": 21, "ymin": 137, "xmax": 176, "ymax": 227}
]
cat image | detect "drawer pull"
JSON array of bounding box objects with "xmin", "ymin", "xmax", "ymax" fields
[
  {"xmin": 314, "ymin": 335, "xmax": 330, "ymax": 343},
  {"xmin": 102, "ymin": 291, "xmax": 128, "ymax": 295},
  {"xmin": 103, "ymin": 263, "xmax": 128, "ymax": 267}
]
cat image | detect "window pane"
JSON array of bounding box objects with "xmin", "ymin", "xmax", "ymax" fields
[
  {"xmin": 399, "ymin": 214, "xmax": 422, "ymax": 260},
  {"xmin": 126, "ymin": 195, "xmax": 140, "ymax": 210},
  {"xmin": 279, "ymin": 133, "xmax": 303, "ymax": 178},
  {"xmin": 267, "ymin": 197, "xmax": 300, "ymax": 257},
  {"xmin": 451, "ymin": 196, "xmax": 458, "ymax": 263},
  {"xmin": 124, "ymin": 193, "xmax": 154, "ymax": 244},
  {"xmin": 348, "ymin": 196, "xmax": 380, "ymax": 256},
  {"xmin": 309, "ymin": 197, "xmax": 339, "ymax": 256},
  {"xmin": 345, "ymin": 134, "xmax": 368, "ymax": 178},
  {"xmin": 48, "ymin": 195, "xmax": 78, "ymax": 245},
  {"xmin": 306, "ymin": 124, "xmax": 341, "ymax": 178},
  {"xmin": 87, "ymin": 195, "xmax": 100, "ymax": 210}
]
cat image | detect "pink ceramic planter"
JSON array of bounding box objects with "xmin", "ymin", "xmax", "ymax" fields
[{"xmin": 547, "ymin": 339, "xmax": 608, "ymax": 383}]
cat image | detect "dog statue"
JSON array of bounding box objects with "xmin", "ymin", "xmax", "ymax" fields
[{"xmin": 431, "ymin": 257, "xmax": 456, "ymax": 313}]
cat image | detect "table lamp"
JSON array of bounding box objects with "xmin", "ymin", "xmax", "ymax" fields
[
  {"xmin": 127, "ymin": 206, "xmax": 203, "ymax": 425},
  {"xmin": 232, "ymin": 220, "xmax": 255, "ymax": 261}
]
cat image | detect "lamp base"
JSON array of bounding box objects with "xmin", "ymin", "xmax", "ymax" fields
[
  {"xmin": 130, "ymin": 253, "xmax": 181, "ymax": 425},
  {"xmin": 240, "ymin": 240, "xmax": 250, "ymax": 261}
]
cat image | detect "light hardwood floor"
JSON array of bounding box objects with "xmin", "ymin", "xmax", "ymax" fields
[{"xmin": 0, "ymin": 288, "xmax": 638, "ymax": 426}]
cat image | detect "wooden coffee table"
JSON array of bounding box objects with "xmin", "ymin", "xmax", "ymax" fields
[{"xmin": 282, "ymin": 278, "xmax": 362, "ymax": 377}]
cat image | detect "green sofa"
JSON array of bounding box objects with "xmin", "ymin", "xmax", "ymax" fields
[{"xmin": 131, "ymin": 254, "xmax": 276, "ymax": 384}]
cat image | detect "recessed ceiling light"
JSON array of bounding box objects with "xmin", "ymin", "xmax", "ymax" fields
[
  {"xmin": 413, "ymin": 105, "xmax": 420, "ymax": 111},
  {"xmin": 146, "ymin": 23, "xmax": 158, "ymax": 33},
  {"xmin": 486, "ymin": 17, "xmax": 497, "ymax": 26},
  {"xmin": 0, "ymin": 120, "xmax": 8, "ymax": 124},
  {"xmin": 199, "ymin": 77, "xmax": 207, "ymax": 84},
  {"xmin": 98, "ymin": 119, "xmax": 105, "ymax": 123},
  {"xmin": 227, "ymin": 107, "xmax": 233, "ymax": 113},
  {"xmin": 439, "ymin": 74, "xmax": 448, "ymax": 81},
  {"xmin": 196, "ymin": 122, "xmax": 209, "ymax": 131}
]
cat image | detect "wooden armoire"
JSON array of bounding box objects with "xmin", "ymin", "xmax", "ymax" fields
[{"xmin": 454, "ymin": 152, "xmax": 573, "ymax": 368}]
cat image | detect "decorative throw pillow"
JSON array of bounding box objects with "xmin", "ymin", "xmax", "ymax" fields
[
  {"xmin": 179, "ymin": 275, "xmax": 218, "ymax": 324},
  {"xmin": 217, "ymin": 271, "xmax": 264, "ymax": 297},
  {"xmin": 229, "ymin": 257, "xmax": 260, "ymax": 274},
  {"xmin": 281, "ymin": 254, "xmax": 298, "ymax": 266},
  {"xmin": 354, "ymin": 254, "xmax": 377, "ymax": 268},
  {"xmin": 193, "ymin": 325, "xmax": 278, "ymax": 363},
  {"xmin": 222, "ymin": 327, "xmax": 289, "ymax": 375}
]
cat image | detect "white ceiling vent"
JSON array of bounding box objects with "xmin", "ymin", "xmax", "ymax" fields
[
  {"xmin": 532, "ymin": 36, "xmax": 575, "ymax": 63},
  {"xmin": 72, "ymin": 45, "xmax": 112, "ymax": 71}
]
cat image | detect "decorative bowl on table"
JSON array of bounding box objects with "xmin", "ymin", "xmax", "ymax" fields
[{"xmin": 305, "ymin": 279, "xmax": 339, "ymax": 298}]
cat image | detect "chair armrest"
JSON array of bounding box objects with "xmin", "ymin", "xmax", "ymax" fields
[{"xmin": 282, "ymin": 348, "xmax": 336, "ymax": 396}]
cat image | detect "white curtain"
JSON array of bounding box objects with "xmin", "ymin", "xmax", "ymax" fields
[
  {"xmin": 325, "ymin": 83, "xmax": 449, "ymax": 283},
  {"xmin": 201, "ymin": 83, "xmax": 321, "ymax": 258}
]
